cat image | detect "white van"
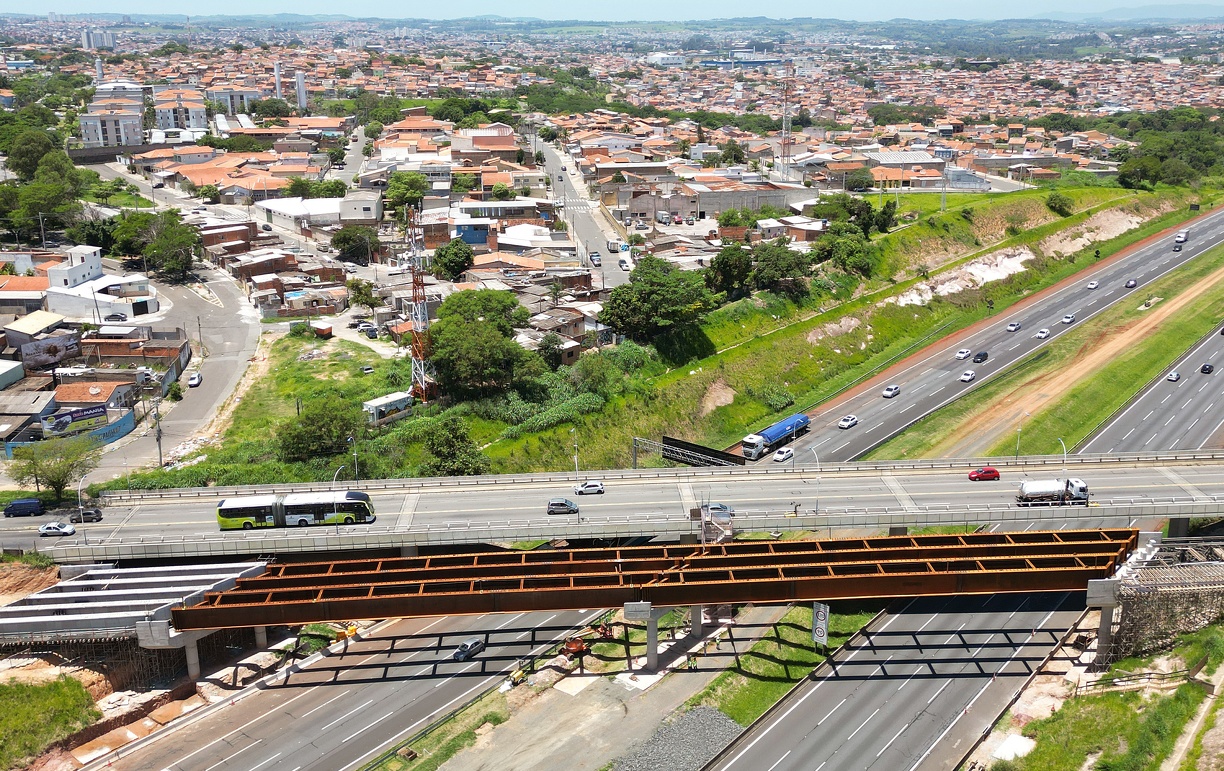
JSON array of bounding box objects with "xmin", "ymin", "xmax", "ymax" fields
[
  {"xmin": 1175, "ymin": 230, "xmax": 1189, "ymax": 243},
  {"xmin": 656, "ymin": 210, "xmax": 672, "ymax": 225}
]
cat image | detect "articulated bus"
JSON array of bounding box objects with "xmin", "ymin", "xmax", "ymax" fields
[{"xmin": 217, "ymin": 491, "xmax": 376, "ymax": 530}]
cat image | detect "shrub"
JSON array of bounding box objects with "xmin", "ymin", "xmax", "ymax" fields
[{"xmin": 1046, "ymin": 191, "xmax": 1075, "ymax": 217}]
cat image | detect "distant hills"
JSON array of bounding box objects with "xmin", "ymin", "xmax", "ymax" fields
[{"xmin": 1035, "ymin": 4, "xmax": 1224, "ymax": 21}]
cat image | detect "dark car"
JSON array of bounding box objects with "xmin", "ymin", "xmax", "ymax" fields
[
  {"xmin": 152, "ymin": 182, "xmax": 165, "ymax": 189},
  {"xmin": 364, "ymin": 328, "xmax": 378, "ymax": 339},
  {"xmin": 261, "ymin": 224, "xmax": 273, "ymax": 232},
  {"xmin": 969, "ymin": 467, "xmax": 1000, "ymax": 481},
  {"xmin": 589, "ymin": 253, "xmax": 602, "ymax": 266},
  {"xmin": 1173, "ymin": 244, "xmax": 1183, "ymax": 252},
  {"xmin": 69, "ymin": 508, "xmax": 102, "ymax": 523},
  {"xmin": 452, "ymin": 637, "xmax": 486, "ymax": 661},
  {"xmin": 3, "ymin": 498, "xmax": 45, "ymax": 517},
  {"xmin": 1125, "ymin": 279, "xmax": 1137, "ymax": 288},
  {"xmin": 104, "ymin": 312, "xmax": 128, "ymax": 322},
  {"xmin": 1203, "ymin": 364, "xmax": 1215, "ymax": 374},
  {"xmin": 972, "ymin": 351, "xmax": 989, "ymax": 364}
]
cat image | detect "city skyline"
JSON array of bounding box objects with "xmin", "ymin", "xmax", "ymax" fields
[{"xmin": 10, "ymin": 1, "xmax": 1224, "ymax": 22}]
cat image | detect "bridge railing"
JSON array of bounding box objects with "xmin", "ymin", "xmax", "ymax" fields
[{"xmin": 98, "ymin": 450, "xmax": 1224, "ymax": 503}]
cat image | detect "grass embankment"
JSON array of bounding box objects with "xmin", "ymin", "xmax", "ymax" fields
[
  {"xmin": 0, "ymin": 677, "xmax": 100, "ymax": 770},
  {"xmin": 688, "ymin": 602, "xmax": 882, "ymax": 726},
  {"xmin": 364, "ymin": 690, "xmax": 509, "ymax": 771},
  {"xmin": 82, "ymin": 191, "xmax": 153, "ymax": 209},
  {"xmin": 996, "ymin": 625, "xmax": 1224, "ymax": 771},
  {"xmin": 865, "ymin": 241, "xmax": 1224, "ymax": 460}
]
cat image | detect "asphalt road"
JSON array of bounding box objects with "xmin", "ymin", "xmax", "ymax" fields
[
  {"xmin": 769, "ymin": 204, "xmax": 1224, "ymax": 464},
  {"xmin": 5, "ymin": 460, "xmax": 1216, "ymax": 550},
  {"xmin": 708, "ymin": 592, "xmax": 1084, "ymax": 771},
  {"xmin": 1081, "ymin": 317, "xmax": 1224, "ymax": 454},
  {"xmin": 98, "ymin": 610, "xmax": 598, "ymax": 771}
]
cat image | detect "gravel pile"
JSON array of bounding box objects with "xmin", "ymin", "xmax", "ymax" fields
[{"xmin": 614, "ymin": 706, "xmax": 744, "ymax": 771}]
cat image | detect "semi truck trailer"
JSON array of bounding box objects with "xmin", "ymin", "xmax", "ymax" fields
[{"xmin": 1016, "ymin": 478, "xmax": 1089, "ymax": 506}]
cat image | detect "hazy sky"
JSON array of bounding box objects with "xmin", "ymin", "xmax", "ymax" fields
[{"xmin": 17, "ymin": 0, "xmax": 1180, "ymax": 21}]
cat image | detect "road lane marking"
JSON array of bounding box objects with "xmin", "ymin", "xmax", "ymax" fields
[
  {"xmin": 679, "ymin": 483, "xmax": 697, "ymax": 515},
  {"xmin": 832, "ymin": 441, "xmax": 850, "ymax": 453},
  {"xmin": 495, "ymin": 613, "xmax": 526, "ymax": 630},
  {"xmin": 297, "ymin": 691, "xmax": 348, "ymax": 719},
  {"xmin": 244, "ymin": 752, "xmax": 281, "ymax": 771},
  {"xmin": 816, "ymin": 697, "xmax": 847, "ymax": 726},
  {"xmin": 1158, "ymin": 467, "xmax": 1211, "ymax": 502},
  {"xmin": 202, "ymin": 740, "xmax": 262, "ymax": 771},
  {"xmin": 341, "ymin": 710, "xmax": 395, "ymax": 743},
  {"xmin": 877, "ymin": 723, "xmax": 909, "ymax": 758},
  {"xmin": 161, "ymin": 690, "xmax": 316, "ymax": 768},
  {"xmin": 899, "ymin": 404, "xmax": 914, "ymax": 413},
  {"xmin": 321, "ymin": 699, "xmax": 373, "ymax": 731},
  {"xmin": 927, "ymin": 680, "xmax": 951, "ymax": 704},
  {"xmin": 866, "ymin": 423, "xmax": 882, "ymax": 433},
  {"xmin": 1144, "ymin": 411, "xmax": 1154, "ymax": 421},
  {"xmin": 765, "ymin": 751, "xmax": 791, "ymax": 771},
  {"xmin": 882, "ymin": 475, "xmax": 918, "ymax": 511},
  {"xmin": 847, "ymin": 708, "xmax": 880, "ymax": 740},
  {"xmin": 395, "ymin": 494, "xmax": 420, "ymax": 530},
  {"xmin": 435, "ymin": 661, "xmax": 480, "ymax": 687}
]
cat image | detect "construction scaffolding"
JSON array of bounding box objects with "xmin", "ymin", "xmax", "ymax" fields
[{"xmin": 1106, "ymin": 538, "xmax": 1224, "ymax": 660}]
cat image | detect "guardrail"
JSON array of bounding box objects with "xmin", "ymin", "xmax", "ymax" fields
[
  {"xmin": 43, "ymin": 496, "xmax": 1220, "ymax": 562},
  {"xmin": 98, "ymin": 450, "xmax": 1224, "ymax": 503}
]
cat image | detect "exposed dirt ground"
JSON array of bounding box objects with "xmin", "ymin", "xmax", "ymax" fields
[
  {"xmin": 0, "ymin": 562, "xmax": 58, "ymax": 607},
  {"xmin": 928, "ymin": 261, "xmax": 1224, "ymax": 458},
  {"xmin": 700, "ymin": 379, "xmax": 736, "ymax": 417}
]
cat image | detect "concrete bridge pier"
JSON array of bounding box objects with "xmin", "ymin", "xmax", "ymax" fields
[{"xmin": 1168, "ymin": 518, "xmax": 1190, "ymax": 538}]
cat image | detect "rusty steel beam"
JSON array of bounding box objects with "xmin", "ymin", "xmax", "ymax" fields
[{"xmin": 172, "ymin": 529, "xmax": 1137, "ymax": 630}]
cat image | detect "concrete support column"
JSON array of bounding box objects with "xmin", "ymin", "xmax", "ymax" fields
[
  {"xmin": 1168, "ymin": 518, "xmax": 1190, "ymax": 538},
  {"xmin": 254, "ymin": 626, "xmax": 268, "ymax": 649},
  {"xmin": 1096, "ymin": 604, "xmax": 1116, "ymax": 663},
  {"xmin": 185, "ymin": 638, "xmax": 201, "ymax": 681},
  {"xmin": 1087, "ymin": 577, "xmax": 1121, "ymax": 668},
  {"xmin": 645, "ymin": 615, "xmax": 660, "ymax": 671},
  {"xmin": 888, "ymin": 526, "xmax": 908, "ymax": 536},
  {"xmin": 691, "ymin": 605, "xmax": 704, "ymax": 638}
]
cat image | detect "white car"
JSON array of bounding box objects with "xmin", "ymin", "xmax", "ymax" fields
[
  {"xmin": 1167, "ymin": 372, "xmax": 1181, "ymax": 382},
  {"xmin": 955, "ymin": 348, "xmax": 972, "ymax": 360},
  {"xmin": 1035, "ymin": 328, "xmax": 1050, "ymax": 339},
  {"xmin": 1087, "ymin": 280, "xmax": 1099, "ymax": 290},
  {"xmin": 837, "ymin": 415, "xmax": 859, "ymax": 429},
  {"xmin": 1006, "ymin": 322, "xmax": 1022, "ymax": 332},
  {"xmin": 38, "ymin": 522, "xmax": 76, "ymax": 537},
  {"xmin": 772, "ymin": 447, "xmax": 794, "ymax": 463},
  {"xmin": 959, "ymin": 370, "xmax": 976, "ymax": 382},
  {"xmin": 882, "ymin": 384, "xmax": 900, "ymax": 398},
  {"xmin": 1061, "ymin": 314, "xmax": 1076, "ymax": 324},
  {"xmin": 187, "ymin": 373, "xmax": 203, "ymax": 387},
  {"xmin": 574, "ymin": 480, "xmax": 605, "ymax": 495}
]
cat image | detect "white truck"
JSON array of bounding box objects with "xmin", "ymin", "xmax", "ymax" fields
[{"xmin": 1016, "ymin": 478, "xmax": 1089, "ymax": 506}]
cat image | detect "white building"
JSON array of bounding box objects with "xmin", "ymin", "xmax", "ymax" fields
[
  {"xmin": 45, "ymin": 274, "xmax": 159, "ymax": 321},
  {"xmin": 645, "ymin": 52, "xmax": 685, "ymax": 67},
  {"xmin": 205, "ymin": 85, "xmax": 263, "ymax": 116},
  {"xmin": 48, "ymin": 246, "xmax": 104, "ymax": 290},
  {"xmin": 340, "ymin": 190, "xmax": 382, "ymax": 226},
  {"xmin": 254, "ymin": 197, "xmax": 342, "ymax": 233},
  {"xmin": 79, "ymin": 80, "xmax": 145, "ymax": 149},
  {"xmin": 153, "ymin": 88, "xmax": 209, "ymax": 131}
]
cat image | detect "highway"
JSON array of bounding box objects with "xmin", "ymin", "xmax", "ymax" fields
[
  {"xmin": 7, "ymin": 460, "xmax": 1221, "ymax": 550},
  {"xmin": 98, "ymin": 610, "xmax": 598, "ymax": 771},
  {"xmin": 766, "ymin": 205, "xmax": 1224, "ymax": 463},
  {"xmin": 1081, "ymin": 320, "xmax": 1224, "ymax": 454},
  {"xmin": 709, "ymin": 592, "xmax": 1082, "ymax": 771}
]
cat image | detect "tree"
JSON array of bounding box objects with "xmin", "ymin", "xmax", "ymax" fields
[
  {"xmin": 433, "ymin": 237, "xmax": 475, "ymax": 281},
  {"xmin": 429, "ymin": 317, "xmax": 527, "ymax": 397},
  {"xmin": 361, "ymin": 141, "xmax": 374, "ymax": 158},
  {"xmin": 34, "ymin": 151, "xmax": 94, "ymax": 199},
  {"xmin": 538, "ymin": 331, "xmax": 564, "ymax": 370},
  {"xmin": 600, "ymin": 255, "xmax": 718, "ymax": 341},
  {"xmin": 844, "ymin": 167, "xmax": 875, "ymax": 192},
  {"xmin": 365, "ymin": 121, "xmax": 383, "ymax": 139},
  {"xmin": 285, "ymin": 176, "xmax": 314, "ymax": 198},
  {"xmin": 250, "ymin": 98, "xmax": 293, "ymax": 119},
  {"xmin": 276, "ymin": 396, "xmax": 365, "ymax": 462},
  {"xmin": 331, "ymin": 225, "xmax": 379, "ymax": 265},
  {"xmin": 6, "ymin": 130, "xmax": 55, "ymax": 180},
  {"xmin": 345, "ymin": 277, "xmax": 381, "ymax": 314},
  {"xmin": 490, "ymin": 182, "xmax": 514, "ymax": 200},
  {"xmin": 385, "ymin": 171, "xmax": 429, "ymax": 210},
  {"xmin": 1045, "ymin": 191, "xmax": 1074, "ymax": 217},
  {"xmin": 752, "ymin": 239, "xmax": 810, "ymax": 293},
  {"xmin": 8, "ymin": 434, "xmax": 101, "ymax": 501},
  {"xmin": 142, "ymin": 211, "xmax": 200, "ymax": 279},
  {"xmin": 452, "ymin": 173, "xmax": 477, "ymax": 194},
  {"xmin": 720, "ymin": 140, "xmax": 746, "ymax": 165},
  {"xmin": 420, "ymin": 415, "xmax": 490, "ymax": 477},
  {"xmin": 197, "ymin": 184, "xmax": 220, "ymax": 203},
  {"xmin": 434, "ymin": 288, "xmax": 526, "ymax": 336},
  {"xmin": 874, "ymin": 199, "xmax": 898, "ymax": 233},
  {"xmin": 327, "ymin": 147, "xmax": 346, "ymax": 165},
  {"xmin": 705, "ymin": 243, "xmax": 752, "ymax": 297}
]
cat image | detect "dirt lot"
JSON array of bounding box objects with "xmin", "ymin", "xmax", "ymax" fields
[
  {"xmin": 0, "ymin": 562, "xmax": 58, "ymax": 607},
  {"xmin": 927, "ymin": 261, "xmax": 1224, "ymax": 458}
]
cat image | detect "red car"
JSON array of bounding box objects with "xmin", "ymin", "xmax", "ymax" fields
[{"xmin": 969, "ymin": 467, "xmax": 1000, "ymax": 481}]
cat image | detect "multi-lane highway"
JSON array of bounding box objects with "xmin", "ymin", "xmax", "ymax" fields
[
  {"xmin": 96, "ymin": 610, "xmax": 598, "ymax": 771},
  {"xmin": 1082, "ymin": 322, "xmax": 1224, "ymax": 453},
  {"xmin": 709, "ymin": 592, "xmax": 1082, "ymax": 771},
  {"xmin": 7, "ymin": 459, "xmax": 1222, "ymax": 550},
  {"xmin": 766, "ymin": 206, "xmax": 1224, "ymax": 463}
]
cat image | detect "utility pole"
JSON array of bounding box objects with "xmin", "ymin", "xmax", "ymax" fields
[
  {"xmin": 153, "ymin": 395, "xmax": 163, "ymax": 467},
  {"xmin": 197, "ymin": 316, "xmax": 204, "ymax": 359}
]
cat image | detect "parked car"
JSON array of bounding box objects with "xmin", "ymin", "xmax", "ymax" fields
[
  {"xmin": 360, "ymin": 366, "xmax": 375, "ymax": 375},
  {"xmin": 573, "ymin": 480, "xmax": 605, "ymax": 495},
  {"xmin": 187, "ymin": 373, "xmax": 203, "ymax": 387},
  {"xmin": 882, "ymin": 384, "xmax": 900, "ymax": 398},
  {"xmin": 959, "ymin": 370, "xmax": 976, "ymax": 382},
  {"xmin": 1061, "ymin": 314, "xmax": 1076, "ymax": 324},
  {"xmin": 104, "ymin": 312, "xmax": 127, "ymax": 322},
  {"xmin": 772, "ymin": 447, "xmax": 794, "ymax": 463},
  {"xmin": 1203, "ymin": 363, "xmax": 1215, "ymax": 374},
  {"xmin": 618, "ymin": 258, "xmax": 631, "ymax": 271},
  {"xmin": 364, "ymin": 328, "xmax": 378, "ymax": 339},
  {"xmin": 837, "ymin": 415, "xmax": 859, "ymax": 429},
  {"xmin": 955, "ymin": 348, "xmax": 972, "ymax": 360},
  {"xmin": 547, "ymin": 498, "xmax": 579, "ymax": 515},
  {"xmin": 1035, "ymin": 328, "xmax": 1050, "ymax": 339},
  {"xmin": 972, "ymin": 351, "xmax": 989, "ymax": 364},
  {"xmin": 1006, "ymin": 322, "xmax": 1022, "ymax": 332},
  {"xmin": 1125, "ymin": 279, "xmax": 1137, "ymax": 288},
  {"xmin": 589, "ymin": 253, "xmax": 602, "ymax": 266},
  {"xmin": 635, "ymin": 221, "xmax": 649, "ymax": 230},
  {"xmin": 452, "ymin": 637, "xmax": 486, "ymax": 661},
  {"xmin": 1168, "ymin": 372, "xmax": 1181, "ymax": 382},
  {"xmin": 39, "ymin": 522, "xmax": 76, "ymax": 537},
  {"xmin": 4, "ymin": 498, "xmax": 44, "ymax": 517},
  {"xmin": 261, "ymin": 224, "xmax": 272, "ymax": 231},
  {"xmin": 152, "ymin": 182, "xmax": 165, "ymax": 189},
  {"xmin": 1086, "ymin": 280, "xmax": 1099, "ymax": 290},
  {"xmin": 968, "ymin": 467, "xmax": 1000, "ymax": 481},
  {"xmin": 70, "ymin": 508, "xmax": 102, "ymax": 523},
  {"xmin": 685, "ymin": 216, "xmax": 695, "ymax": 225}
]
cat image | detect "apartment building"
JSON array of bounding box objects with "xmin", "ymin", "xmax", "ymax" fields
[
  {"xmin": 153, "ymin": 88, "xmax": 208, "ymax": 131},
  {"xmin": 205, "ymin": 85, "xmax": 264, "ymax": 116},
  {"xmin": 78, "ymin": 80, "xmax": 145, "ymax": 149}
]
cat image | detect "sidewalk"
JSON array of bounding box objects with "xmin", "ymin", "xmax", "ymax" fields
[{"xmin": 441, "ymin": 604, "xmax": 788, "ymax": 771}]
